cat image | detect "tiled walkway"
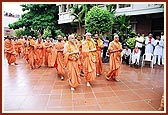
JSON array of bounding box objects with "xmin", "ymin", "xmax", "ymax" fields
[{"xmin": 3, "ymin": 56, "xmax": 164, "ymax": 112}]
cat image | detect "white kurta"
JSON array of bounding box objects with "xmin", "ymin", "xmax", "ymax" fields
[
  {"xmin": 161, "ymin": 38, "xmax": 164, "ymax": 65},
  {"xmin": 145, "ymin": 37, "xmax": 155, "ymax": 54},
  {"xmin": 122, "ymin": 49, "xmax": 131, "ymax": 56},
  {"xmin": 135, "ymin": 36, "xmax": 144, "ymax": 48},
  {"xmin": 161, "ymin": 35, "xmax": 164, "ymax": 58},
  {"xmin": 153, "ymin": 39, "xmax": 163, "ymax": 56}
]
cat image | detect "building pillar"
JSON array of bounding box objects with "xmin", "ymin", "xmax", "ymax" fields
[{"xmin": 59, "ymin": 5, "xmax": 61, "ymax": 13}]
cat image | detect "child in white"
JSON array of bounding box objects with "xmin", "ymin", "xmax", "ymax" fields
[
  {"xmin": 153, "ymin": 35, "xmax": 163, "ymax": 65},
  {"xmin": 131, "ymin": 46, "xmax": 141, "ymax": 65},
  {"xmin": 145, "ymin": 33, "xmax": 155, "ymax": 54}
]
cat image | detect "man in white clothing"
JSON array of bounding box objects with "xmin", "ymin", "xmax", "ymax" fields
[
  {"xmin": 145, "ymin": 33, "xmax": 155, "ymax": 54},
  {"xmin": 153, "ymin": 35, "xmax": 163, "ymax": 65},
  {"xmin": 135, "ymin": 33, "xmax": 144, "ymax": 56},
  {"xmin": 161, "ymin": 32, "xmax": 164, "ymax": 65},
  {"xmin": 122, "ymin": 46, "xmax": 131, "ymax": 65}
]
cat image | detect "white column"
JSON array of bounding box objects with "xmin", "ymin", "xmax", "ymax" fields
[{"xmin": 59, "ymin": 5, "xmax": 61, "ymax": 14}]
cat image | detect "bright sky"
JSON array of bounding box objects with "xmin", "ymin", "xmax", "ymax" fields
[{"xmin": 3, "ymin": 3, "xmax": 24, "ymax": 15}]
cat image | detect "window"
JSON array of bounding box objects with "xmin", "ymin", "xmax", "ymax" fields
[
  {"xmin": 6, "ymin": 30, "xmax": 10, "ymax": 32},
  {"xmin": 113, "ymin": 4, "xmax": 117, "ymax": 9},
  {"xmin": 118, "ymin": 4, "xmax": 131, "ymax": 8},
  {"xmin": 62, "ymin": 4, "xmax": 67, "ymax": 12}
]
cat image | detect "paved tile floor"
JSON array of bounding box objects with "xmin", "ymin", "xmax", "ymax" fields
[{"xmin": 3, "ymin": 56, "xmax": 164, "ymax": 112}]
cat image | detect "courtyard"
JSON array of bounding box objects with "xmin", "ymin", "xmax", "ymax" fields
[{"xmin": 3, "ymin": 56, "xmax": 164, "ymax": 112}]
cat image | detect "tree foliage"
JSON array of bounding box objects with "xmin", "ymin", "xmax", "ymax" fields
[
  {"xmin": 42, "ymin": 27, "xmax": 52, "ymax": 38},
  {"xmin": 8, "ymin": 4, "xmax": 59, "ymax": 38},
  {"xmin": 113, "ymin": 14, "xmax": 137, "ymax": 42},
  {"xmin": 70, "ymin": 4, "xmax": 96, "ymax": 34},
  {"xmin": 14, "ymin": 28, "xmax": 39, "ymax": 38},
  {"xmin": 106, "ymin": 4, "xmax": 116, "ymax": 14},
  {"xmin": 115, "ymin": 14, "xmax": 131, "ymax": 35},
  {"xmin": 14, "ymin": 29, "xmax": 24, "ymax": 38},
  {"xmin": 126, "ymin": 37, "xmax": 136, "ymax": 49},
  {"xmin": 85, "ymin": 6, "xmax": 114, "ymax": 35},
  {"xmin": 55, "ymin": 29, "xmax": 65, "ymax": 38},
  {"xmin": 114, "ymin": 14, "xmax": 137, "ymax": 37}
]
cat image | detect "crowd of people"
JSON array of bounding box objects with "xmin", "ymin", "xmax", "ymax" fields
[
  {"xmin": 4, "ymin": 32, "xmax": 165, "ymax": 91},
  {"xmin": 4, "ymin": 32, "xmax": 164, "ymax": 110},
  {"xmin": 4, "ymin": 33, "xmax": 120, "ymax": 91},
  {"xmin": 122, "ymin": 32, "xmax": 165, "ymax": 66}
]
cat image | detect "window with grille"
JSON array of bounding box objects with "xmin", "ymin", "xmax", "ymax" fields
[{"xmin": 118, "ymin": 4, "xmax": 131, "ymax": 8}]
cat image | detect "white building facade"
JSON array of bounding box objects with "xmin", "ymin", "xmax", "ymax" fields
[
  {"xmin": 3, "ymin": 11, "xmax": 20, "ymax": 36},
  {"xmin": 57, "ymin": 3, "xmax": 164, "ymax": 36}
]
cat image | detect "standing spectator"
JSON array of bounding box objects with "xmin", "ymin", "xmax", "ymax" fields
[
  {"xmin": 145, "ymin": 33, "xmax": 155, "ymax": 54},
  {"xmin": 102, "ymin": 36, "xmax": 109, "ymax": 59},
  {"xmin": 122, "ymin": 45, "xmax": 131, "ymax": 65},
  {"xmin": 106, "ymin": 34, "xmax": 122, "ymax": 82},
  {"xmin": 161, "ymin": 32, "xmax": 164, "ymax": 65},
  {"xmin": 153, "ymin": 35, "xmax": 163, "ymax": 65},
  {"xmin": 135, "ymin": 33, "xmax": 144, "ymax": 56}
]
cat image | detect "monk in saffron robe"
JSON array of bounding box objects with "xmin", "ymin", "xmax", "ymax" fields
[
  {"xmin": 82, "ymin": 33, "xmax": 97, "ymax": 87},
  {"xmin": 50, "ymin": 38, "xmax": 57, "ymax": 67},
  {"xmin": 76, "ymin": 35, "xmax": 84, "ymax": 76},
  {"xmin": 19, "ymin": 36, "xmax": 26, "ymax": 57},
  {"xmin": 17, "ymin": 37, "xmax": 24, "ymax": 57},
  {"xmin": 54, "ymin": 35, "xmax": 65, "ymax": 80},
  {"xmin": 94, "ymin": 34, "xmax": 104, "ymax": 76},
  {"xmin": 106, "ymin": 34, "xmax": 122, "ymax": 82},
  {"xmin": 28, "ymin": 36, "xmax": 36, "ymax": 69},
  {"xmin": 12, "ymin": 37, "xmax": 18, "ymax": 56},
  {"xmin": 35, "ymin": 38, "xmax": 44, "ymax": 68},
  {"xmin": 44, "ymin": 37, "xmax": 54, "ymax": 67},
  {"xmin": 4, "ymin": 36, "xmax": 18, "ymax": 65},
  {"xmin": 63, "ymin": 36, "xmax": 67, "ymax": 43},
  {"xmin": 22, "ymin": 36, "xmax": 29, "ymax": 63},
  {"xmin": 12, "ymin": 37, "xmax": 22, "ymax": 57},
  {"xmin": 64, "ymin": 34, "xmax": 81, "ymax": 91}
]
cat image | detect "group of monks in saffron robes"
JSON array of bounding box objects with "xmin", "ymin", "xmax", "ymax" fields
[{"xmin": 4, "ymin": 33, "xmax": 123, "ymax": 91}]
